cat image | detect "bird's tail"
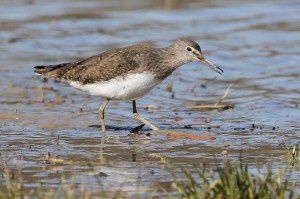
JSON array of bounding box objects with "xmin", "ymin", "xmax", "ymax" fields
[{"xmin": 34, "ymin": 63, "xmax": 71, "ymax": 75}]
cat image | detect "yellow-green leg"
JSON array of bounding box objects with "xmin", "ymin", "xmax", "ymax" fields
[
  {"xmin": 132, "ymin": 100, "xmax": 159, "ymax": 131},
  {"xmin": 99, "ymin": 99, "xmax": 109, "ymax": 132}
]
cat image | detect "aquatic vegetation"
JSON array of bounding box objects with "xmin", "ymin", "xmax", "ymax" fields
[{"xmin": 171, "ymin": 161, "xmax": 297, "ymax": 199}]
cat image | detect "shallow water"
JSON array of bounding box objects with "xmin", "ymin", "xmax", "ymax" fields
[{"xmin": 0, "ymin": 0, "xmax": 299, "ymax": 197}]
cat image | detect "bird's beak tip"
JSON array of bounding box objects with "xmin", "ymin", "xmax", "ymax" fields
[{"xmin": 198, "ymin": 57, "xmax": 224, "ymax": 75}]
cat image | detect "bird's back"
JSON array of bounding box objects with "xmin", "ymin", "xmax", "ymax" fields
[{"xmin": 34, "ymin": 42, "xmax": 157, "ymax": 84}]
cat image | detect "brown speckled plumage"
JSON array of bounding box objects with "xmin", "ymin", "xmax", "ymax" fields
[{"xmin": 34, "ymin": 39, "xmax": 202, "ymax": 84}]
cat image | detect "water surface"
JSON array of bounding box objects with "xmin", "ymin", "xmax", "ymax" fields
[{"xmin": 0, "ymin": 0, "xmax": 299, "ymax": 197}]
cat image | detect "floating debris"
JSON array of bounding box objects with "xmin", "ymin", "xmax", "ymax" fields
[
  {"xmin": 149, "ymin": 153, "xmax": 166, "ymax": 163},
  {"xmin": 189, "ymin": 85, "xmax": 233, "ymax": 111},
  {"xmin": 42, "ymin": 152, "xmax": 75, "ymax": 165},
  {"xmin": 151, "ymin": 130, "xmax": 215, "ymax": 141},
  {"xmin": 42, "ymin": 152, "xmax": 65, "ymax": 165},
  {"xmin": 167, "ymin": 132, "xmax": 216, "ymax": 141}
]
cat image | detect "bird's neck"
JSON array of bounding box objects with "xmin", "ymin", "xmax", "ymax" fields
[
  {"xmin": 148, "ymin": 47, "xmax": 188, "ymax": 80},
  {"xmin": 161, "ymin": 47, "xmax": 190, "ymax": 69}
]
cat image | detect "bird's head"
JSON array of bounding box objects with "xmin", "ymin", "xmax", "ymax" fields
[{"xmin": 171, "ymin": 39, "xmax": 223, "ymax": 75}]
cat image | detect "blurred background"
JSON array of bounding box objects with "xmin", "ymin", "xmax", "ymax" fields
[{"xmin": 0, "ymin": 0, "xmax": 299, "ymax": 197}]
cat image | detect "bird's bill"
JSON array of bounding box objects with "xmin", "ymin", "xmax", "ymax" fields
[
  {"xmin": 194, "ymin": 51, "xmax": 223, "ymax": 75},
  {"xmin": 199, "ymin": 57, "xmax": 223, "ymax": 75}
]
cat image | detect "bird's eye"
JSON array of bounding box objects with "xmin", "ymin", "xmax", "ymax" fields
[{"xmin": 186, "ymin": 47, "xmax": 192, "ymax": 52}]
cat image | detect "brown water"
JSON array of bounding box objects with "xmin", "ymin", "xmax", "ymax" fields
[{"xmin": 0, "ymin": 0, "xmax": 299, "ymax": 197}]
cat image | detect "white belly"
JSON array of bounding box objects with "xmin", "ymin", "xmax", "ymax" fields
[{"xmin": 69, "ymin": 72, "xmax": 161, "ymax": 100}]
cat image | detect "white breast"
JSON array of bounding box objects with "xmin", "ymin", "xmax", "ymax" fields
[{"xmin": 69, "ymin": 72, "xmax": 161, "ymax": 101}]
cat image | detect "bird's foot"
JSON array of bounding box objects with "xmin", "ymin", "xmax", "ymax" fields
[{"xmin": 133, "ymin": 113, "xmax": 159, "ymax": 131}]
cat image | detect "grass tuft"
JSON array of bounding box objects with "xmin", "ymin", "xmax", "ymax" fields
[{"xmin": 171, "ymin": 161, "xmax": 296, "ymax": 199}]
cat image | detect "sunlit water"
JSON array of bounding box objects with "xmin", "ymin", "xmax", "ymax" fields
[{"xmin": 0, "ymin": 0, "xmax": 299, "ymax": 196}]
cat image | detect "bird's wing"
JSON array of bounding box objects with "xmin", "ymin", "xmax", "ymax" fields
[{"xmin": 39, "ymin": 42, "xmax": 155, "ymax": 84}]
